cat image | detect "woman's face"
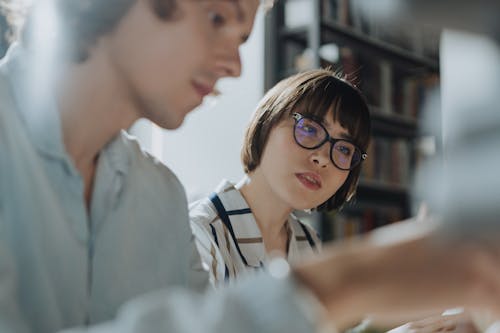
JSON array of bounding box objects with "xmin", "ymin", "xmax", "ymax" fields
[{"xmin": 254, "ymin": 108, "xmax": 351, "ymax": 211}]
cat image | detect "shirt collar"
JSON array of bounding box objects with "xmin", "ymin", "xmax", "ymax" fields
[
  {"xmin": 103, "ymin": 130, "xmax": 133, "ymax": 176},
  {"xmin": 215, "ymin": 180, "xmax": 315, "ymax": 265},
  {"xmin": 215, "ymin": 180, "xmax": 261, "ymax": 238},
  {"xmin": 216, "ymin": 180, "xmax": 300, "ymax": 266},
  {"xmin": 3, "ymin": 43, "xmax": 131, "ymax": 178},
  {"xmin": 3, "ymin": 43, "xmax": 67, "ymax": 162}
]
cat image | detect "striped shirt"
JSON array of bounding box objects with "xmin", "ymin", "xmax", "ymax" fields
[{"xmin": 190, "ymin": 180, "xmax": 321, "ymax": 286}]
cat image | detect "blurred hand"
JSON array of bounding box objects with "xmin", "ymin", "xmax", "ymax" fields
[
  {"xmin": 387, "ymin": 312, "xmax": 479, "ymax": 333},
  {"xmin": 293, "ymin": 220, "xmax": 500, "ymax": 330}
]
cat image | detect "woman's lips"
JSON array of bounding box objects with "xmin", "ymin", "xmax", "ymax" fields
[{"xmin": 296, "ymin": 172, "xmax": 322, "ymax": 190}]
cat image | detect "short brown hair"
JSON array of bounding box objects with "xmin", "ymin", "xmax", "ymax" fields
[{"xmin": 241, "ymin": 69, "xmax": 371, "ymax": 211}]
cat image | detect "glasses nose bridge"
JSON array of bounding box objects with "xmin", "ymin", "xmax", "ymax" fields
[
  {"xmin": 323, "ymin": 135, "xmax": 338, "ymax": 155},
  {"xmin": 311, "ymin": 136, "xmax": 333, "ymax": 164}
]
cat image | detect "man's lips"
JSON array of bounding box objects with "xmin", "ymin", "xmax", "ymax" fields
[
  {"xmin": 192, "ymin": 81, "xmax": 214, "ymax": 98},
  {"xmin": 296, "ymin": 172, "xmax": 322, "ymax": 190}
]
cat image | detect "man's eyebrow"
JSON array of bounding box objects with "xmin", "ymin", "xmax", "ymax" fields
[
  {"xmin": 230, "ymin": 1, "xmax": 250, "ymax": 43},
  {"xmin": 231, "ymin": 0, "xmax": 245, "ymax": 21}
]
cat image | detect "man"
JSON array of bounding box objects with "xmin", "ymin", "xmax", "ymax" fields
[
  {"xmin": 1, "ymin": 1, "xmax": 500, "ymax": 333},
  {"xmin": 0, "ymin": 1, "xmax": 258, "ymax": 331}
]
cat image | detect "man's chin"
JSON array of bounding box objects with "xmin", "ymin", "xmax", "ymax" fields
[
  {"xmin": 154, "ymin": 103, "xmax": 200, "ymax": 129},
  {"xmin": 149, "ymin": 109, "xmax": 185, "ymax": 129},
  {"xmin": 161, "ymin": 117, "xmax": 185, "ymax": 130}
]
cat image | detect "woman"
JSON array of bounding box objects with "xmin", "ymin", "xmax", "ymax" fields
[{"xmin": 190, "ymin": 68, "xmax": 371, "ymax": 285}]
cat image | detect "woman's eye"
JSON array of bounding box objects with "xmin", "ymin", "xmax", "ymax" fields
[
  {"xmin": 337, "ymin": 145, "xmax": 352, "ymax": 156},
  {"xmin": 301, "ymin": 125, "xmax": 317, "ymax": 135},
  {"xmin": 209, "ymin": 11, "xmax": 226, "ymax": 27}
]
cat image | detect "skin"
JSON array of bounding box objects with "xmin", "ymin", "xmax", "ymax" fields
[
  {"xmin": 239, "ymin": 108, "xmax": 350, "ymax": 254},
  {"xmin": 294, "ymin": 220, "xmax": 500, "ymax": 330},
  {"xmin": 53, "ymin": 0, "xmax": 259, "ymax": 206},
  {"xmin": 26, "ymin": 0, "xmax": 500, "ymax": 329},
  {"xmin": 389, "ymin": 311, "xmax": 479, "ymax": 333}
]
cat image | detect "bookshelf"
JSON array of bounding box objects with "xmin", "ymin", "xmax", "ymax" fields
[{"xmin": 265, "ymin": 0, "xmax": 441, "ymax": 241}]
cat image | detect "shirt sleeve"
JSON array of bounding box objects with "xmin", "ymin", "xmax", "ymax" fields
[
  {"xmin": 186, "ymin": 230, "xmax": 212, "ymax": 292},
  {"xmin": 0, "ymin": 99, "xmax": 6, "ymax": 211},
  {"xmin": 0, "ymin": 102, "xmax": 29, "ymax": 333},
  {"xmin": 61, "ymin": 270, "xmax": 320, "ymax": 333},
  {"xmin": 0, "ymin": 213, "xmax": 30, "ymax": 333},
  {"xmin": 190, "ymin": 217, "xmax": 226, "ymax": 287}
]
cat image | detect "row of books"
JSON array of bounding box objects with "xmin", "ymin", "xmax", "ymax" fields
[
  {"xmin": 393, "ymin": 72, "xmax": 440, "ymax": 119},
  {"xmin": 278, "ymin": 0, "xmax": 440, "ymax": 243},
  {"xmin": 323, "ymin": 207, "xmax": 404, "ymax": 240},
  {"xmin": 292, "ymin": 46, "xmax": 440, "ymax": 119},
  {"xmin": 355, "ymin": 54, "xmax": 440, "ymax": 119},
  {"xmin": 360, "ymin": 138, "xmax": 412, "ymax": 186}
]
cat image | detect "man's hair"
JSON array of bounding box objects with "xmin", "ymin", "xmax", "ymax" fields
[
  {"xmin": 0, "ymin": 3, "xmax": 13, "ymax": 56},
  {"xmin": 18, "ymin": 0, "xmax": 177, "ymax": 62},
  {"xmin": 0, "ymin": 0, "xmax": 25, "ymax": 49},
  {"xmin": 241, "ymin": 68, "xmax": 371, "ymax": 212}
]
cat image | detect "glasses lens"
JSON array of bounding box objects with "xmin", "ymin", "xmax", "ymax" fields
[
  {"xmin": 331, "ymin": 140, "xmax": 361, "ymax": 170},
  {"xmin": 294, "ymin": 118, "xmax": 326, "ymax": 148}
]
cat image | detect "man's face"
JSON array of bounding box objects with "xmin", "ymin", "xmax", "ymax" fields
[{"xmin": 106, "ymin": 0, "xmax": 259, "ymax": 129}]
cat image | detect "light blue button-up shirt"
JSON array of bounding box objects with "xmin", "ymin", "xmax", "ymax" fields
[
  {"xmin": 0, "ymin": 44, "xmax": 317, "ymax": 333},
  {"xmin": 0, "ymin": 44, "xmax": 208, "ymax": 332}
]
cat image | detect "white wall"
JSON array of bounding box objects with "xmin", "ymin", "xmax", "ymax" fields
[{"xmin": 131, "ymin": 10, "xmax": 265, "ymax": 202}]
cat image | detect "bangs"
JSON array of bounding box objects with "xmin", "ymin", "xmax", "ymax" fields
[{"xmin": 292, "ymin": 76, "xmax": 371, "ymax": 151}]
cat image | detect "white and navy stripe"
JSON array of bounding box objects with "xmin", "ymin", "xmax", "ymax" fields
[{"xmin": 190, "ymin": 180, "xmax": 321, "ymax": 286}]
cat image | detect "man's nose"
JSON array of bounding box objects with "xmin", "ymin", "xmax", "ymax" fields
[{"xmin": 214, "ymin": 48, "xmax": 242, "ymax": 78}]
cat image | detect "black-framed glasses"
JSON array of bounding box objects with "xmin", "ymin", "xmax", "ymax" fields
[{"xmin": 292, "ymin": 112, "xmax": 367, "ymax": 171}]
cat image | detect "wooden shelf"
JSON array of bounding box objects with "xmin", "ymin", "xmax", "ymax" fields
[
  {"xmin": 321, "ymin": 20, "xmax": 439, "ymax": 73},
  {"xmin": 279, "ymin": 22, "xmax": 439, "ymax": 74},
  {"xmin": 266, "ymin": 0, "xmax": 439, "ymax": 239},
  {"xmin": 370, "ymin": 108, "xmax": 418, "ymax": 138},
  {"xmin": 279, "ymin": 26, "xmax": 308, "ymax": 46},
  {"xmin": 355, "ymin": 179, "xmax": 410, "ymax": 206}
]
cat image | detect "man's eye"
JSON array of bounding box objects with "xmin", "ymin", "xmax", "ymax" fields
[{"xmin": 209, "ymin": 11, "xmax": 226, "ymax": 27}]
